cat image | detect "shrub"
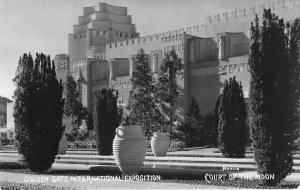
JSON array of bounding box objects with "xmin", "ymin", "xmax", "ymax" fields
[
  {"xmin": 13, "ymin": 53, "xmax": 64, "ymax": 172},
  {"xmin": 178, "ymin": 97, "xmax": 202, "ymax": 147},
  {"xmin": 0, "ymin": 138, "xmax": 11, "ymax": 146},
  {"xmin": 94, "ymin": 88, "xmax": 122, "ymax": 155},
  {"xmin": 217, "ymin": 77, "xmax": 247, "ymax": 158},
  {"xmin": 69, "ymin": 139, "xmax": 96, "ymax": 148},
  {"xmin": 169, "ymin": 140, "xmax": 185, "ymax": 151},
  {"xmin": 202, "ymin": 113, "xmax": 218, "ymax": 147}
]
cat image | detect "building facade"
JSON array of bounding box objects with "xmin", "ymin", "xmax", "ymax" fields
[
  {"xmin": 54, "ymin": 1, "xmax": 300, "ymax": 123},
  {"xmin": 1, "ymin": 98, "xmax": 14, "ymax": 139}
]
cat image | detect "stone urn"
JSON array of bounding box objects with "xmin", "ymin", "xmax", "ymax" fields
[
  {"xmin": 113, "ymin": 125, "xmax": 147, "ymax": 176},
  {"xmin": 58, "ymin": 134, "xmax": 68, "ymax": 155},
  {"xmin": 151, "ymin": 132, "xmax": 169, "ymax": 157},
  {"xmin": 58, "ymin": 118, "xmax": 72, "ymax": 155}
]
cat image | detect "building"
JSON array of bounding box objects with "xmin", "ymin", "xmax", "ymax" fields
[
  {"xmin": 51, "ymin": 1, "xmax": 300, "ymax": 123},
  {"xmin": 0, "ymin": 97, "xmax": 14, "ymax": 139}
]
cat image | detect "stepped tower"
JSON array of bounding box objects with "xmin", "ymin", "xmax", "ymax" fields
[{"xmin": 68, "ymin": 2, "xmax": 139, "ymax": 67}]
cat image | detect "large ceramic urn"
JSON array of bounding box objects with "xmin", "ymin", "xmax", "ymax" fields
[
  {"xmin": 58, "ymin": 117, "xmax": 72, "ymax": 155},
  {"xmin": 58, "ymin": 134, "xmax": 68, "ymax": 155},
  {"xmin": 113, "ymin": 125, "xmax": 147, "ymax": 176},
  {"xmin": 151, "ymin": 132, "xmax": 169, "ymax": 157}
]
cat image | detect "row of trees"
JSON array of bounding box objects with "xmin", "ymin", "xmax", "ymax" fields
[{"xmin": 178, "ymin": 9, "xmax": 300, "ymax": 186}]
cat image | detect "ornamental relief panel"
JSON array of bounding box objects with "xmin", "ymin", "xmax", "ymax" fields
[
  {"xmin": 109, "ymin": 81, "xmax": 131, "ymax": 89},
  {"xmin": 218, "ymin": 63, "xmax": 249, "ymax": 74}
]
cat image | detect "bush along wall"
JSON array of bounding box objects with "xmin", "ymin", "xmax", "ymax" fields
[
  {"xmin": 94, "ymin": 88, "xmax": 122, "ymax": 155},
  {"xmin": 178, "ymin": 97, "xmax": 202, "ymax": 147},
  {"xmin": 217, "ymin": 77, "xmax": 247, "ymax": 158},
  {"xmin": 13, "ymin": 53, "xmax": 64, "ymax": 172}
]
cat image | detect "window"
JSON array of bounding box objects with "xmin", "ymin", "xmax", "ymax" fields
[{"xmin": 1, "ymin": 132, "xmax": 7, "ymax": 138}]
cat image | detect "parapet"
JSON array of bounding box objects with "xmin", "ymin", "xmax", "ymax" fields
[
  {"xmin": 105, "ymin": 26, "xmax": 207, "ymax": 50},
  {"xmin": 83, "ymin": 2, "xmax": 127, "ymax": 16},
  {"xmin": 207, "ymin": 0, "xmax": 300, "ymax": 24},
  {"xmin": 54, "ymin": 54, "xmax": 69, "ymax": 60}
]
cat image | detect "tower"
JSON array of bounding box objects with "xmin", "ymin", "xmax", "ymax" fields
[{"xmin": 67, "ymin": 2, "xmax": 139, "ymax": 109}]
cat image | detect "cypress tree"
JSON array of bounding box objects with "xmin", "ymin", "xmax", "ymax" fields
[
  {"xmin": 94, "ymin": 88, "xmax": 122, "ymax": 155},
  {"xmin": 218, "ymin": 77, "xmax": 247, "ymax": 158},
  {"xmin": 13, "ymin": 53, "xmax": 64, "ymax": 172},
  {"xmin": 249, "ymin": 9, "xmax": 300, "ymax": 185},
  {"xmin": 127, "ymin": 48, "xmax": 162, "ymax": 137}
]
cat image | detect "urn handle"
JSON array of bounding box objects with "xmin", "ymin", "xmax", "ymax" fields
[{"xmin": 115, "ymin": 127, "xmax": 121, "ymax": 138}]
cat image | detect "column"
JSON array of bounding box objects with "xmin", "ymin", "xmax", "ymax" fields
[
  {"xmin": 152, "ymin": 52, "xmax": 158, "ymax": 72},
  {"xmin": 218, "ymin": 35, "xmax": 226, "ymax": 60},
  {"xmin": 129, "ymin": 56, "xmax": 135, "ymax": 76},
  {"xmin": 109, "ymin": 59, "xmax": 115, "ymax": 79}
]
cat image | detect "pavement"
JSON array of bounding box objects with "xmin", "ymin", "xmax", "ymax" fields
[
  {"xmin": 0, "ymin": 168, "xmax": 234, "ymax": 189},
  {"xmin": 1, "ymin": 147, "xmax": 300, "ymax": 189}
]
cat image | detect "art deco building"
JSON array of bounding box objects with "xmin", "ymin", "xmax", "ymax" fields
[{"xmin": 53, "ymin": 0, "xmax": 300, "ymax": 123}]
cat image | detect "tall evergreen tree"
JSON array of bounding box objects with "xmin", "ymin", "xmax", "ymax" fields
[
  {"xmin": 217, "ymin": 77, "xmax": 247, "ymax": 158},
  {"xmin": 127, "ymin": 48, "xmax": 162, "ymax": 137},
  {"xmin": 156, "ymin": 49, "xmax": 183, "ymax": 133},
  {"xmin": 13, "ymin": 53, "xmax": 64, "ymax": 172},
  {"xmin": 94, "ymin": 88, "xmax": 122, "ymax": 155},
  {"xmin": 249, "ymin": 9, "xmax": 300, "ymax": 185},
  {"xmin": 64, "ymin": 74, "xmax": 91, "ymax": 140}
]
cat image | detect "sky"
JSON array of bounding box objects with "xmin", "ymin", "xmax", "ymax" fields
[{"xmin": 0, "ymin": 0, "xmax": 273, "ymax": 100}]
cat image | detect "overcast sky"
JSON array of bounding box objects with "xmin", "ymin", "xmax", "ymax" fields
[{"xmin": 0, "ymin": 0, "xmax": 273, "ymax": 100}]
